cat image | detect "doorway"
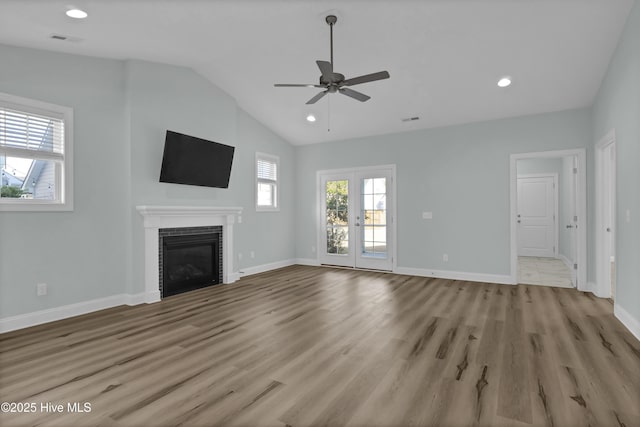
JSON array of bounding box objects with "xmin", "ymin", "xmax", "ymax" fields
[
  {"xmin": 318, "ymin": 165, "xmax": 396, "ymax": 271},
  {"xmin": 596, "ymin": 130, "xmax": 616, "ymax": 299},
  {"xmin": 510, "ymin": 150, "xmax": 586, "ymax": 290}
]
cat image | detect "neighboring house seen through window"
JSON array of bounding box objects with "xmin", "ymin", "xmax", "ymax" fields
[
  {"xmin": 0, "ymin": 92, "xmax": 73, "ymax": 211},
  {"xmin": 256, "ymin": 152, "xmax": 279, "ymax": 211}
]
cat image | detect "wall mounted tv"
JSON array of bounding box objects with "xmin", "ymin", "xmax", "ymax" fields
[{"xmin": 159, "ymin": 130, "xmax": 235, "ymax": 188}]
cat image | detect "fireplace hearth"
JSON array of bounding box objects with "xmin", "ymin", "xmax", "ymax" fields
[{"xmin": 159, "ymin": 226, "xmax": 222, "ymax": 297}]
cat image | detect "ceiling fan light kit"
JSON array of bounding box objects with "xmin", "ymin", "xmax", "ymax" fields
[{"xmin": 274, "ymin": 15, "xmax": 390, "ymax": 105}]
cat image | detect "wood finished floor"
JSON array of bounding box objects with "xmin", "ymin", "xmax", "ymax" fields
[{"xmin": 1, "ymin": 265, "xmax": 639, "ymax": 427}]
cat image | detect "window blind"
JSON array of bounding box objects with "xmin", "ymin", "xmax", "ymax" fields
[
  {"xmin": 257, "ymin": 158, "xmax": 277, "ymax": 182},
  {"xmin": 0, "ymin": 107, "xmax": 64, "ymax": 158}
]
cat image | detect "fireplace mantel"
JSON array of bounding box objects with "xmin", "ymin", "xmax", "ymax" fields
[{"xmin": 136, "ymin": 205, "xmax": 243, "ymax": 303}]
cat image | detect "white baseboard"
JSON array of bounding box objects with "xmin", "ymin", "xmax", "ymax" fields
[
  {"xmin": 614, "ymin": 303, "xmax": 640, "ymax": 341},
  {"xmin": 238, "ymin": 259, "xmax": 297, "ymax": 277},
  {"xmin": 0, "ymin": 293, "xmax": 146, "ymax": 334},
  {"xmin": 295, "ymin": 258, "xmax": 320, "ymax": 266},
  {"xmin": 226, "ymin": 272, "xmax": 241, "ymax": 283},
  {"xmin": 394, "ymin": 267, "xmax": 513, "ymax": 285},
  {"xmin": 584, "ymin": 281, "xmax": 611, "ymax": 298}
]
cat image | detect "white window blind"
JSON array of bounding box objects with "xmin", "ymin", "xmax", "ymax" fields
[
  {"xmin": 257, "ymin": 158, "xmax": 277, "ymax": 182},
  {"xmin": 0, "ymin": 107, "xmax": 65, "ymax": 161}
]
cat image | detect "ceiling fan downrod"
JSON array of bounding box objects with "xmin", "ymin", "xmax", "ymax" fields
[{"xmin": 326, "ymin": 15, "xmax": 337, "ymax": 67}]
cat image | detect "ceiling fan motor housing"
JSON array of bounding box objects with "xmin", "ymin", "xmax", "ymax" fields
[{"xmin": 320, "ymin": 73, "xmax": 345, "ymax": 86}]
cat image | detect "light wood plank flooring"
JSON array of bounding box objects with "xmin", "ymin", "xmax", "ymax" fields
[{"xmin": 1, "ymin": 265, "xmax": 638, "ymax": 427}]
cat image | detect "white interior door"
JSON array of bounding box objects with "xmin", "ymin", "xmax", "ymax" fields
[
  {"xmin": 319, "ymin": 167, "xmax": 394, "ymax": 271},
  {"xmin": 517, "ymin": 175, "xmax": 557, "ymax": 257},
  {"xmin": 567, "ymin": 156, "xmax": 578, "ymax": 283}
]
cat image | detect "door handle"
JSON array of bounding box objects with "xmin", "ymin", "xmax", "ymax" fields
[
  {"xmin": 517, "ymin": 220, "xmax": 521, "ymax": 223},
  {"xmin": 355, "ymin": 222, "xmax": 360, "ymax": 226},
  {"xmin": 566, "ymin": 225, "xmax": 574, "ymax": 229},
  {"xmin": 606, "ymin": 227, "xmax": 611, "ymax": 232}
]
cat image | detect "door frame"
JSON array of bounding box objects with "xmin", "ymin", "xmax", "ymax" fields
[
  {"xmin": 509, "ymin": 149, "xmax": 586, "ymax": 289},
  {"xmin": 316, "ymin": 164, "xmax": 397, "ymax": 271},
  {"xmin": 516, "ymin": 173, "xmax": 559, "ymax": 258},
  {"xmin": 595, "ymin": 129, "xmax": 616, "ymax": 298}
]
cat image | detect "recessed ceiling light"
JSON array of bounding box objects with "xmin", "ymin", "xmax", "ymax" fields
[
  {"xmin": 66, "ymin": 8, "xmax": 88, "ymax": 19},
  {"xmin": 497, "ymin": 76, "xmax": 512, "ymax": 88},
  {"xmin": 306, "ymin": 114, "xmax": 316, "ymax": 122}
]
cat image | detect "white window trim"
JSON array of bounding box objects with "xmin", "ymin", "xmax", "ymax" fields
[
  {"xmin": 0, "ymin": 92, "xmax": 73, "ymax": 212},
  {"xmin": 255, "ymin": 152, "xmax": 279, "ymax": 212}
]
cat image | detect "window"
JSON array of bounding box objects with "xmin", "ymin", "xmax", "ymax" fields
[
  {"xmin": 256, "ymin": 152, "xmax": 279, "ymax": 211},
  {"xmin": 0, "ymin": 92, "xmax": 73, "ymax": 211}
]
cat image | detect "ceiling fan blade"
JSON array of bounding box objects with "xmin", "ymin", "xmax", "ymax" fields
[
  {"xmin": 339, "ymin": 87, "xmax": 370, "ymax": 102},
  {"xmin": 274, "ymin": 83, "xmax": 325, "ymax": 88},
  {"xmin": 342, "ymin": 71, "xmax": 390, "ymax": 86},
  {"xmin": 316, "ymin": 60, "xmax": 333, "ymax": 81},
  {"xmin": 306, "ymin": 90, "xmax": 328, "ymax": 105}
]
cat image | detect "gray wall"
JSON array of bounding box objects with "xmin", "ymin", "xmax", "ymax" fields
[
  {"xmin": 0, "ymin": 45, "xmax": 295, "ymax": 318},
  {"xmin": 0, "ymin": 45, "xmax": 129, "ymax": 317},
  {"xmin": 295, "ymin": 109, "xmax": 591, "ymax": 276},
  {"xmin": 591, "ymin": 1, "xmax": 640, "ymax": 322}
]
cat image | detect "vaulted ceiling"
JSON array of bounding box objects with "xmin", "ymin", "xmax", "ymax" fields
[{"xmin": 0, "ymin": 0, "xmax": 634, "ymax": 145}]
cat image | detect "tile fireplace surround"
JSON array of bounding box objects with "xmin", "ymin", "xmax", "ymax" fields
[{"xmin": 136, "ymin": 205, "xmax": 243, "ymax": 303}]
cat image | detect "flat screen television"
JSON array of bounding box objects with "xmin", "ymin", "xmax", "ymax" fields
[{"xmin": 159, "ymin": 130, "xmax": 235, "ymax": 188}]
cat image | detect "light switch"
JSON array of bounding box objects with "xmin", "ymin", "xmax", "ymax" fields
[
  {"xmin": 422, "ymin": 211, "xmax": 433, "ymax": 220},
  {"xmin": 626, "ymin": 209, "xmax": 631, "ymax": 223}
]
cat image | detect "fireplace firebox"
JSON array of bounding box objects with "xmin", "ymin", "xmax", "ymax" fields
[{"xmin": 159, "ymin": 227, "xmax": 222, "ymax": 297}]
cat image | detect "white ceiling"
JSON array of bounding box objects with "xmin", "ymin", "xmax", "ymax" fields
[{"xmin": 0, "ymin": 1, "xmax": 634, "ymax": 145}]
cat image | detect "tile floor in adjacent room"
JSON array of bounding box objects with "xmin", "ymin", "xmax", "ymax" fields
[{"xmin": 518, "ymin": 256, "xmax": 574, "ymax": 288}]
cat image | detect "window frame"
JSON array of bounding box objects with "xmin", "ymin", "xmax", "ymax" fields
[
  {"xmin": 0, "ymin": 92, "xmax": 73, "ymax": 212},
  {"xmin": 255, "ymin": 152, "xmax": 279, "ymax": 212}
]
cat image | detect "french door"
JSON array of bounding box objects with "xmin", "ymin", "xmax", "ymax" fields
[{"xmin": 319, "ymin": 167, "xmax": 394, "ymax": 271}]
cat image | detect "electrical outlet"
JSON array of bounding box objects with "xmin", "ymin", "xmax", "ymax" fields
[
  {"xmin": 250, "ymin": 251, "xmax": 255, "ymax": 259},
  {"xmin": 311, "ymin": 245, "xmax": 316, "ymax": 253},
  {"xmin": 443, "ymin": 254, "xmax": 449, "ymax": 262},
  {"xmin": 238, "ymin": 253, "xmax": 243, "ymax": 260},
  {"xmin": 37, "ymin": 283, "xmax": 47, "ymax": 296},
  {"xmin": 237, "ymin": 215, "xmax": 242, "ymax": 224}
]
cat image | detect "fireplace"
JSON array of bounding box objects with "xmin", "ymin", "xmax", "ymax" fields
[
  {"xmin": 159, "ymin": 227, "xmax": 222, "ymax": 297},
  {"xmin": 137, "ymin": 205, "xmax": 242, "ymax": 303}
]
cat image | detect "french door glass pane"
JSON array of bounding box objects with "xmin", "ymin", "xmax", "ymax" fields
[
  {"xmin": 325, "ymin": 180, "xmax": 349, "ymax": 255},
  {"xmin": 361, "ymin": 178, "xmax": 387, "ymax": 257}
]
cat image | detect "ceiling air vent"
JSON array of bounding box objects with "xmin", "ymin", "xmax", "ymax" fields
[
  {"xmin": 49, "ymin": 34, "xmax": 83, "ymax": 42},
  {"xmin": 401, "ymin": 116, "xmax": 420, "ymax": 122}
]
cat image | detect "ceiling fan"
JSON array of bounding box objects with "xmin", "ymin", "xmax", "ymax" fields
[{"xmin": 274, "ymin": 15, "xmax": 390, "ymax": 105}]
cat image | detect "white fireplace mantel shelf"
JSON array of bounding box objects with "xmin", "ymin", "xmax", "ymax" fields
[{"xmin": 136, "ymin": 205, "xmax": 243, "ymax": 303}]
